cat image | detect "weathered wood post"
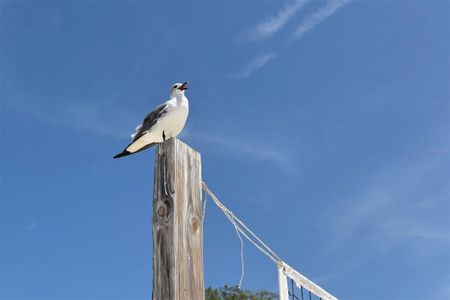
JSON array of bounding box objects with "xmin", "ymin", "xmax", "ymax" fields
[{"xmin": 152, "ymin": 138, "xmax": 204, "ymax": 300}]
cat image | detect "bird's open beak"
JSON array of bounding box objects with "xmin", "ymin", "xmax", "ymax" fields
[{"xmin": 179, "ymin": 82, "xmax": 188, "ymax": 90}]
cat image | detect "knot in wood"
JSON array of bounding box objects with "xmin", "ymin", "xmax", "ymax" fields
[
  {"xmin": 155, "ymin": 200, "xmax": 171, "ymax": 219},
  {"xmin": 157, "ymin": 206, "xmax": 166, "ymax": 217},
  {"xmin": 191, "ymin": 217, "xmax": 200, "ymax": 234}
]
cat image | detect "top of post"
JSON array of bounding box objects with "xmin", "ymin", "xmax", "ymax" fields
[{"xmin": 157, "ymin": 138, "xmax": 201, "ymax": 159}]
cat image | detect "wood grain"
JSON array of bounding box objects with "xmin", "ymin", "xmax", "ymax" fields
[{"xmin": 152, "ymin": 138, "xmax": 204, "ymax": 300}]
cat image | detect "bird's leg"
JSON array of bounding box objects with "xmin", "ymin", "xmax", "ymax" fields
[{"xmin": 162, "ymin": 131, "xmax": 166, "ymax": 142}]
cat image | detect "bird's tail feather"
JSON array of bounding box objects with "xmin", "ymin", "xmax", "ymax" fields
[
  {"xmin": 113, "ymin": 142, "xmax": 157, "ymax": 159},
  {"xmin": 113, "ymin": 150, "xmax": 132, "ymax": 159}
]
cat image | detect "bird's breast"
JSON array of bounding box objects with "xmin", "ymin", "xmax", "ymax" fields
[{"xmin": 158, "ymin": 103, "xmax": 188, "ymax": 138}]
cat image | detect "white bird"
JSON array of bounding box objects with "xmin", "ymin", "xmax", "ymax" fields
[{"xmin": 113, "ymin": 82, "xmax": 189, "ymax": 159}]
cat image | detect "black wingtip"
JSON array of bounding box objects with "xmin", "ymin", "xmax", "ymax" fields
[{"xmin": 113, "ymin": 150, "xmax": 132, "ymax": 159}]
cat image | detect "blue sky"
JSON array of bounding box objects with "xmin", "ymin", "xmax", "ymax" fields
[{"xmin": 1, "ymin": 1, "xmax": 449, "ymax": 299}]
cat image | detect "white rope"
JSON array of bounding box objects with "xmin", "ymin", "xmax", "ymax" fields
[
  {"xmin": 230, "ymin": 212, "xmax": 245, "ymax": 289},
  {"xmin": 202, "ymin": 187, "xmax": 207, "ymax": 223},
  {"xmin": 201, "ymin": 182, "xmax": 339, "ymax": 300},
  {"xmin": 232, "ymin": 212, "xmax": 282, "ymax": 262},
  {"xmin": 203, "ymin": 183, "xmax": 245, "ymax": 288},
  {"xmin": 202, "ymin": 182, "xmax": 281, "ymax": 265}
]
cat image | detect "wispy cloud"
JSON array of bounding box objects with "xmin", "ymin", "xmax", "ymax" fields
[
  {"xmin": 328, "ymin": 159, "xmax": 450, "ymax": 255},
  {"xmin": 332, "ymin": 189, "xmax": 394, "ymax": 240},
  {"xmin": 7, "ymin": 95, "xmax": 136, "ymax": 139},
  {"xmin": 59, "ymin": 101, "xmax": 135, "ymax": 138},
  {"xmin": 26, "ymin": 221, "xmax": 37, "ymax": 231},
  {"xmin": 243, "ymin": 0, "xmax": 310, "ymax": 41},
  {"xmin": 436, "ymin": 276, "xmax": 450, "ymax": 300},
  {"xmin": 292, "ymin": 0, "xmax": 350, "ymax": 39},
  {"xmin": 187, "ymin": 131, "xmax": 296, "ymax": 172},
  {"xmin": 380, "ymin": 219, "xmax": 450, "ymax": 242},
  {"xmin": 233, "ymin": 0, "xmax": 350, "ymax": 78},
  {"xmin": 230, "ymin": 51, "xmax": 277, "ymax": 79}
]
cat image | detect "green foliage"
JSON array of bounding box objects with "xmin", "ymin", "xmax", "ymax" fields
[{"xmin": 205, "ymin": 285, "xmax": 278, "ymax": 300}]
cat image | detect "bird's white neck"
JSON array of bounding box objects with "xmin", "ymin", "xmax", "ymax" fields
[{"xmin": 174, "ymin": 94, "xmax": 187, "ymax": 104}]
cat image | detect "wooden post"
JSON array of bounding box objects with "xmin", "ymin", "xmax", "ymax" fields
[{"xmin": 152, "ymin": 138, "xmax": 204, "ymax": 300}]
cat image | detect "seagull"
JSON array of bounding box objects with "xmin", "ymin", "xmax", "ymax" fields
[{"xmin": 113, "ymin": 82, "xmax": 189, "ymax": 159}]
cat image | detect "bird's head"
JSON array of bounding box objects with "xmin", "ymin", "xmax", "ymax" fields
[{"xmin": 170, "ymin": 82, "xmax": 188, "ymax": 97}]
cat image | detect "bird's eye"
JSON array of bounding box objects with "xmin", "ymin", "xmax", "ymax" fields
[{"xmin": 173, "ymin": 85, "xmax": 178, "ymax": 89}]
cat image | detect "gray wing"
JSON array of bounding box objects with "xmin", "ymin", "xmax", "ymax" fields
[{"xmin": 131, "ymin": 103, "xmax": 168, "ymax": 142}]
